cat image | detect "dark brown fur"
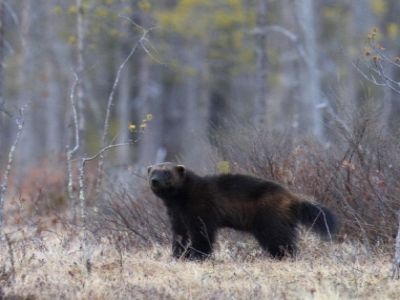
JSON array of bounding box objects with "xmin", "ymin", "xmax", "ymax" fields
[{"xmin": 148, "ymin": 162, "xmax": 338, "ymax": 260}]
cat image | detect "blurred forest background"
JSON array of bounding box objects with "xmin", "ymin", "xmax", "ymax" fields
[
  {"xmin": 2, "ymin": 1, "xmax": 400, "ymax": 296},
  {"xmin": 1, "ymin": 0, "xmax": 399, "ymax": 170},
  {"xmin": 0, "ymin": 0, "xmax": 400, "ymax": 247}
]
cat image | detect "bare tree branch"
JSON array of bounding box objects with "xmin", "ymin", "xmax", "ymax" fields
[
  {"xmin": 95, "ymin": 16, "xmax": 158, "ymax": 196},
  {"xmin": 250, "ymin": 25, "xmax": 308, "ymax": 63},
  {"xmin": 0, "ymin": 105, "xmax": 26, "ymax": 228},
  {"xmin": 67, "ymin": 80, "xmax": 134, "ymax": 275},
  {"xmin": 76, "ymin": 140, "xmax": 134, "ymax": 275},
  {"xmin": 354, "ymin": 38, "xmax": 400, "ymax": 96},
  {"xmin": 3, "ymin": 1, "xmax": 18, "ymax": 26},
  {"xmin": 66, "ymin": 14, "xmax": 151, "ymax": 275}
]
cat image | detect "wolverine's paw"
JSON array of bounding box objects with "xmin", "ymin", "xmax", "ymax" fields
[
  {"xmin": 184, "ymin": 248, "xmax": 210, "ymax": 261},
  {"xmin": 172, "ymin": 246, "xmax": 186, "ymax": 259},
  {"xmin": 172, "ymin": 252, "xmax": 185, "ymax": 260}
]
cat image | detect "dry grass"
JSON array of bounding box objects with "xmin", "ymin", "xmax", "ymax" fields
[
  {"xmin": 0, "ymin": 228, "xmax": 397, "ymax": 300},
  {"xmin": 2, "ymin": 116, "xmax": 399, "ymax": 299}
]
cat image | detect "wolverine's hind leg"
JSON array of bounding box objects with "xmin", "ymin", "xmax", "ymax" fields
[{"xmin": 253, "ymin": 214, "xmax": 297, "ymax": 259}]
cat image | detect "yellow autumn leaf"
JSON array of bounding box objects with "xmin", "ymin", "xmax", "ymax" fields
[
  {"xmin": 217, "ymin": 161, "xmax": 231, "ymax": 174},
  {"xmin": 128, "ymin": 123, "xmax": 136, "ymax": 132},
  {"xmin": 95, "ymin": 7, "xmax": 108, "ymax": 18},
  {"xmin": 139, "ymin": 0, "xmax": 151, "ymax": 12},
  {"xmin": 121, "ymin": 6, "xmax": 133, "ymax": 15},
  {"xmin": 370, "ymin": 0, "xmax": 387, "ymax": 17},
  {"xmin": 68, "ymin": 35, "xmax": 77, "ymax": 45},
  {"xmin": 68, "ymin": 5, "xmax": 78, "ymax": 14},
  {"xmin": 109, "ymin": 29, "xmax": 119, "ymax": 37},
  {"xmin": 52, "ymin": 5, "xmax": 63, "ymax": 15}
]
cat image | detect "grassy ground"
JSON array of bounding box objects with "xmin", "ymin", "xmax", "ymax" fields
[{"xmin": 0, "ymin": 230, "xmax": 397, "ymax": 300}]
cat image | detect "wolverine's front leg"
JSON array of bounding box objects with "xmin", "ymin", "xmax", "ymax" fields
[
  {"xmin": 168, "ymin": 210, "xmax": 190, "ymax": 259},
  {"xmin": 185, "ymin": 217, "xmax": 216, "ymax": 261},
  {"xmin": 172, "ymin": 232, "xmax": 189, "ymax": 259}
]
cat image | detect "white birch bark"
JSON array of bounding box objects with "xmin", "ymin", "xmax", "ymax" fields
[
  {"xmin": 0, "ymin": 0, "xmax": 8, "ymax": 157},
  {"xmin": 254, "ymin": 0, "xmax": 268, "ymax": 126},
  {"xmin": 76, "ymin": 0, "xmax": 86, "ymax": 151},
  {"xmin": 117, "ymin": 49, "xmax": 131, "ymax": 164},
  {"xmin": 183, "ymin": 46, "xmax": 211, "ymax": 165},
  {"xmin": 137, "ymin": 46, "xmax": 157, "ymax": 165},
  {"xmin": 0, "ymin": 0, "xmax": 4, "ymax": 131},
  {"xmin": 44, "ymin": 60, "xmax": 62, "ymax": 154},
  {"xmin": 16, "ymin": 0, "xmax": 33, "ymax": 171},
  {"xmin": 392, "ymin": 211, "xmax": 400, "ymax": 279},
  {"xmin": 0, "ymin": 107, "xmax": 26, "ymax": 228},
  {"xmin": 296, "ymin": 0, "xmax": 323, "ymax": 139},
  {"xmin": 67, "ymin": 75, "xmax": 79, "ymax": 204}
]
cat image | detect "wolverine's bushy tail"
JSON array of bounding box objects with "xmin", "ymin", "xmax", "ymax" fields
[{"xmin": 298, "ymin": 201, "xmax": 339, "ymax": 239}]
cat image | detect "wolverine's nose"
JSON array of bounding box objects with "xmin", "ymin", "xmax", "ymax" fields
[{"xmin": 151, "ymin": 178, "xmax": 160, "ymax": 187}]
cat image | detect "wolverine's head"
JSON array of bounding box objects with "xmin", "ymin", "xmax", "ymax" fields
[{"xmin": 147, "ymin": 162, "xmax": 186, "ymax": 196}]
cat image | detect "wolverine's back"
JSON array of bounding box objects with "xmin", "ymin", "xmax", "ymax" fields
[{"xmin": 148, "ymin": 162, "xmax": 339, "ymax": 260}]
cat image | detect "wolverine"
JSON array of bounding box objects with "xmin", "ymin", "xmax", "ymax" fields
[{"xmin": 148, "ymin": 162, "xmax": 338, "ymax": 260}]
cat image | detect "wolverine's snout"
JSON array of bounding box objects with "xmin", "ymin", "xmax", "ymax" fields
[
  {"xmin": 149, "ymin": 170, "xmax": 172, "ymax": 190},
  {"xmin": 151, "ymin": 178, "xmax": 160, "ymax": 188}
]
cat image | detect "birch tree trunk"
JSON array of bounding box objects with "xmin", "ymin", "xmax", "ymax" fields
[
  {"xmin": 183, "ymin": 47, "xmax": 211, "ymax": 165},
  {"xmin": 44, "ymin": 9, "xmax": 63, "ymax": 155},
  {"xmin": 392, "ymin": 210, "xmax": 400, "ymax": 279},
  {"xmin": 44, "ymin": 60, "xmax": 62, "ymax": 154},
  {"xmin": 0, "ymin": 0, "xmax": 3, "ymax": 106},
  {"xmin": 160, "ymin": 68, "xmax": 184, "ymax": 162},
  {"xmin": 381, "ymin": 1, "xmax": 400, "ymax": 134},
  {"xmin": 76, "ymin": 0, "xmax": 86, "ymax": 153},
  {"xmin": 0, "ymin": 107, "xmax": 25, "ymax": 229},
  {"xmin": 0, "ymin": 0, "xmax": 6, "ymax": 157},
  {"xmin": 254, "ymin": 0, "xmax": 268, "ymax": 127},
  {"xmin": 296, "ymin": 0, "xmax": 323, "ymax": 139},
  {"xmin": 137, "ymin": 50, "xmax": 163, "ymax": 165},
  {"xmin": 117, "ymin": 54, "xmax": 131, "ymax": 164},
  {"xmin": 16, "ymin": 0, "xmax": 34, "ymax": 172},
  {"xmin": 131, "ymin": 8, "xmax": 163, "ymax": 165},
  {"xmin": 276, "ymin": 0, "xmax": 301, "ymax": 135}
]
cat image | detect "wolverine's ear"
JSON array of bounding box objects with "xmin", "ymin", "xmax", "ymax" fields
[
  {"xmin": 175, "ymin": 165, "xmax": 185, "ymax": 177},
  {"xmin": 147, "ymin": 165, "xmax": 153, "ymax": 175}
]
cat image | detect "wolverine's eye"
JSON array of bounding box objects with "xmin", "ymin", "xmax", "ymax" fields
[{"xmin": 163, "ymin": 171, "xmax": 172, "ymax": 180}]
